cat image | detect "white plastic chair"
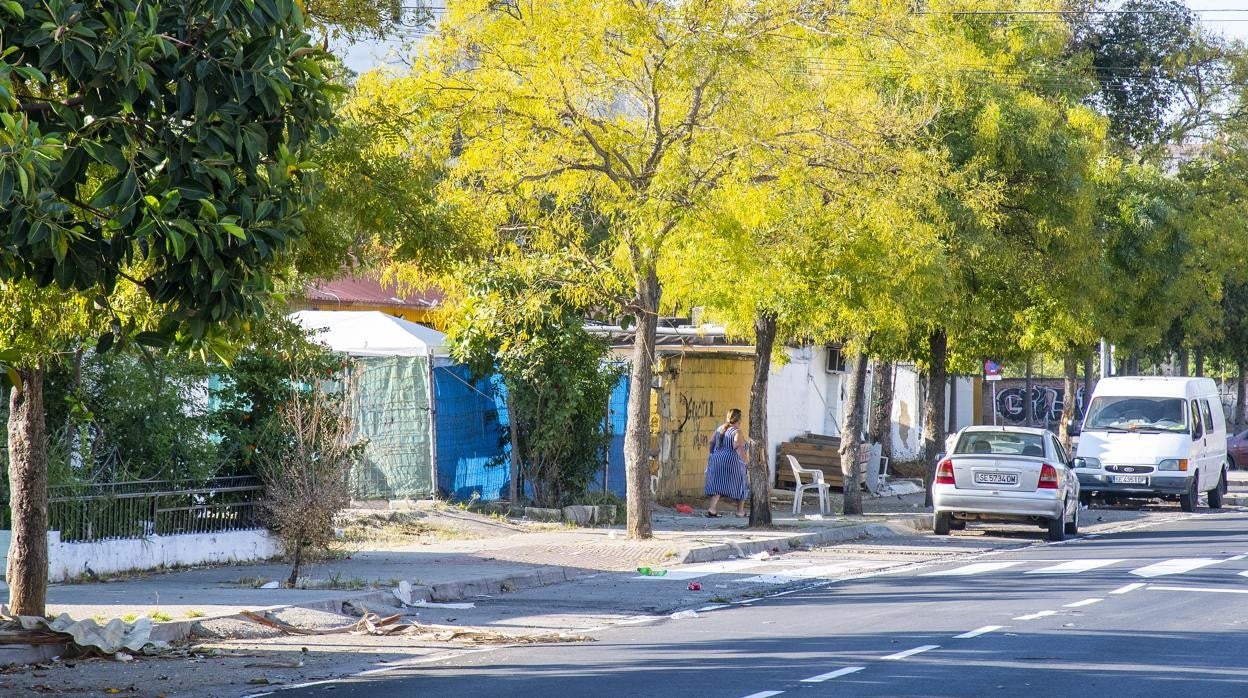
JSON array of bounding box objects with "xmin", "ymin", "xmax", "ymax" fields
[{"xmin": 788, "ymin": 454, "xmax": 830, "ymax": 515}]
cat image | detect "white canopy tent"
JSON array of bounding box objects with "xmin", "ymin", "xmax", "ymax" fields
[{"xmin": 289, "ymin": 310, "xmax": 447, "ymax": 357}]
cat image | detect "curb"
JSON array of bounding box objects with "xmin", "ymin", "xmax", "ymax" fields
[{"xmin": 147, "ymin": 517, "xmax": 932, "ymax": 644}]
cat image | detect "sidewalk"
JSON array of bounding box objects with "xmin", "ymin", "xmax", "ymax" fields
[{"xmin": 35, "ymin": 484, "xmax": 933, "ymax": 642}]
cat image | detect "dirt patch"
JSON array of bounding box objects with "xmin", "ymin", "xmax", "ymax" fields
[{"xmin": 889, "ymin": 459, "xmax": 929, "ymax": 480}]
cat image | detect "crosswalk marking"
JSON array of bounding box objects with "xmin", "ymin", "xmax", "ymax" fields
[
  {"xmin": 1026, "ymin": 559, "xmax": 1123, "ymax": 575},
  {"xmin": 800, "ymin": 667, "xmax": 864, "ymax": 683},
  {"xmin": 1110, "ymin": 582, "xmax": 1146, "ymax": 594},
  {"xmin": 632, "ymin": 559, "xmax": 761, "ymax": 580},
  {"xmin": 955, "ymin": 625, "xmax": 1005, "ymax": 638},
  {"xmin": 736, "ymin": 561, "xmax": 896, "ymax": 585},
  {"xmin": 922, "ymin": 562, "xmax": 1025, "ymax": 577},
  {"xmin": 883, "ymin": 645, "xmax": 939, "ymax": 660},
  {"xmin": 1129, "ymin": 558, "xmax": 1222, "ymax": 578},
  {"xmin": 1238, "ymin": 570, "xmax": 1248, "ymax": 578}
]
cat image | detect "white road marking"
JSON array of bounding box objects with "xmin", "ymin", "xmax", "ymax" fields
[
  {"xmin": 800, "ymin": 667, "xmax": 865, "ymax": 682},
  {"xmin": 632, "ymin": 559, "xmax": 764, "ymax": 580},
  {"xmin": 1129, "ymin": 558, "xmax": 1222, "ymax": 578},
  {"xmin": 1228, "ymin": 555, "xmax": 1247, "ymax": 561},
  {"xmin": 1025, "ymin": 559, "xmax": 1123, "ymax": 574},
  {"xmin": 921, "ymin": 562, "xmax": 1025, "ymax": 576},
  {"xmin": 735, "ymin": 561, "xmax": 896, "ymax": 585},
  {"xmin": 1063, "ymin": 598, "xmax": 1103, "ymax": 608},
  {"xmin": 1239, "ymin": 570, "xmax": 1248, "ymax": 578},
  {"xmin": 741, "ymin": 692, "xmax": 785, "ymax": 698},
  {"xmin": 1149, "ymin": 585, "xmax": 1248, "ymax": 595},
  {"xmin": 954, "ymin": 625, "xmax": 1005, "ymax": 639},
  {"xmin": 1013, "ymin": 610, "xmax": 1057, "ymax": 621},
  {"xmin": 883, "ymin": 645, "xmax": 940, "ymax": 660}
]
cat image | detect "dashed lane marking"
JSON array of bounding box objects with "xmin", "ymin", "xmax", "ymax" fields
[
  {"xmin": 1013, "ymin": 610, "xmax": 1057, "ymax": 621},
  {"xmin": 1110, "ymin": 582, "xmax": 1146, "ymax": 594},
  {"xmin": 1063, "ymin": 598, "xmax": 1103, "ymax": 608},
  {"xmin": 954, "ymin": 625, "xmax": 1005, "ymax": 639},
  {"xmin": 883, "ymin": 645, "xmax": 940, "ymax": 660},
  {"xmin": 800, "ymin": 667, "xmax": 865, "ymax": 683}
]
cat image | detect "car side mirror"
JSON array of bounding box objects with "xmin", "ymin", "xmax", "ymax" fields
[{"xmin": 1072, "ymin": 457, "xmax": 1087, "ymax": 469}]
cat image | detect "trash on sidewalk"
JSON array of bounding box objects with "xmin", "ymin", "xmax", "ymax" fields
[
  {"xmin": 393, "ymin": 580, "xmax": 414, "ymax": 606},
  {"xmin": 237, "ymin": 609, "xmax": 592, "ymax": 645},
  {"xmin": 410, "ymin": 600, "xmax": 475, "ymax": 610},
  {"xmin": 5, "ymin": 613, "xmax": 169, "ymax": 658},
  {"xmin": 637, "ymin": 567, "xmax": 668, "ymax": 576},
  {"xmin": 670, "ymin": 610, "xmax": 699, "ymax": 620},
  {"xmin": 749, "ymin": 551, "xmax": 771, "ymax": 561},
  {"xmin": 260, "ymin": 581, "xmax": 281, "ymax": 589},
  {"xmin": 674, "ymin": 504, "xmax": 694, "ymax": 514},
  {"xmin": 804, "ymin": 514, "xmax": 824, "ymax": 520},
  {"xmin": 687, "ymin": 582, "xmax": 702, "ymax": 591}
]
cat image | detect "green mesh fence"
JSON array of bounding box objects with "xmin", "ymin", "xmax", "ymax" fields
[{"xmin": 348, "ymin": 355, "xmax": 434, "ymax": 500}]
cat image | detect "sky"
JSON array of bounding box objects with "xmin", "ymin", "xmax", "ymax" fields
[{"xmin": 335, "ymin": 3, "xmax": 1248, "ymax": 76}]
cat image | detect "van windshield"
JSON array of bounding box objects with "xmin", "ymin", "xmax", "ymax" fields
[{"xmin": 1084, "ymin": 396, "xmax": 1188, "ymax": 433}]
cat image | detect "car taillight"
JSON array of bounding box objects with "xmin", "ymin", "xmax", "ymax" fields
[
  {"xmin": 936, "ymin": 459, "xmax": 955, "ymax": 485},
  {"xmin": 1038, "ymin": 463, "xmax": 1059, "ymax": 489}
]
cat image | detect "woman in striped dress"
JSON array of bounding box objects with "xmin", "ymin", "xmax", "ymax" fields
[{"xmin": 704, "ymin": 408, "xmax": 749, "ymax": 517}]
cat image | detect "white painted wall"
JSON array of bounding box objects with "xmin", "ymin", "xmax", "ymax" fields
[
  {"xmin": 890, "ymin": 365, "xmax": 976, "ymax": 462},
  {"xmin": 0, "ymin": 529, "xmax": 283, "ymax": 583},
  {"xmin": 766, "ymin": 345, "xmax": 844, "ymax": 478}
]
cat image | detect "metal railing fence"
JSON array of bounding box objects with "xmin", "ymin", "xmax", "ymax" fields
[{"xmin": 0, "ymin": 476, "xmax": 266, "ymax": 543}]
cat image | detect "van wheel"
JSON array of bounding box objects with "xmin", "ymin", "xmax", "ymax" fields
[
  {"xmin": 1180, "ymin": 475, "xmax": 1199, "ymax": 512},
  {"xmin": 1208, "ymin": 469, "xmax": 1226, "ymax": 509},
  {"xmin": 1047, "ymin": 513, "xmax": 1066, "ymax": 542},
  {"xmin": 1064, "ymin": 504, "xmax": 1079, "ymax": 535},
  {"xmin": 934, "ymin": 512, "xmax": 952, "ymax": 535}
]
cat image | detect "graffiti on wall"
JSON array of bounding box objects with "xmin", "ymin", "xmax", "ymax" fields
[{"xmin": 989, "ymin": 381, "xmax": 1088, "ymax": 426}]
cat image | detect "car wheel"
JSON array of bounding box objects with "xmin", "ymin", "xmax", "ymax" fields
[
  {"xmin": 1230, "ymin": 454, "xmax": 1238, "ymax": 471},
  {"xmin": 934, "ymin": 511, "xmax": 952, "ymax": 536},
  {"xmin": 1065, "ymin": 503, "xmax": 1079, "ymax": 536},
  {"xmin": 1047, "ymin": 513, "xmax": 1066, "ymax": 542},
  {"xmin": 1180, "ymin": 475, "xmax": 1198, "ymax": 512},
  {"xmin": 1208, "ymin": 468, "xmax": 1225, "ymax": 509}
]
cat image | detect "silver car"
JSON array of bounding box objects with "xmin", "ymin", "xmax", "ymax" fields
[{"xmin": 932, "ymin": 426, "xmax": 1081, "ymax": 541}]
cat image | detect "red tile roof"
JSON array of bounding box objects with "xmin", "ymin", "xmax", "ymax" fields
[{"xmin": 304, "ymin": 276, "xmax": 444, "ymax": 309}]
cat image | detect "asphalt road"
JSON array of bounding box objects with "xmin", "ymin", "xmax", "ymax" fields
[{"xmin": 280, "ymin": 509, "xmax": 1248, "ymax": 698}]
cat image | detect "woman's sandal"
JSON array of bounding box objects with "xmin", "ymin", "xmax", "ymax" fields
[{"xmin": 705, "ymin": 511, "xmax": 720, "ymax": 518}]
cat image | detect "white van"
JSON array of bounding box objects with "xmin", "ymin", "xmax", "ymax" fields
[{"xmin": 1073, "ymin": 376, "xmax": 1228, "ymax": 511}]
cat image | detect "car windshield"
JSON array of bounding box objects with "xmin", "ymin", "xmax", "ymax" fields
[
  {"xmin": 1083, "ymin": 396, "xmax": 1188, "ymax": 432},
  {"xmin": 953, "ymin": 432, "xmax": 1045, "ymax": 457}
]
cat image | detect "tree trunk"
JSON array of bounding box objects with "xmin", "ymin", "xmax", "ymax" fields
[
  {"xmin": 1083, "ymin": 352, "xmax": 1093, "ymax": 419},
  {"xmin": 747, "ymin": 312, "xmax": 776, "ymax": 528},
  {"xmin": 1059, "ymin": 355, "xmax": 1078, "ymax": 451},
  {"xmin": 868, "ymin": 361, "xmax": 894, "ymax": 462},
  {"xmin": 922, "ymin": 329, "xmax": 948, "ymax": 507},
  {"xmin": 1178, "ymin": 348, "xmax": 1190, "ymax": 377},
  {"xmin": 506, "ymin": 388, "xmax": 522, "ymax": 504},
  {"xmin": 839, "ymin": 348, "xmax": 869, "ymax": 516},
  {"xmin": 943, "ymin": 374, "xmax": 953, "ymax": 434},
  {"xmin": 1195, "ymin": 347, "xmax": 1205, "ymax": 377},
  {"xmin": 287, "ymin": 539, "xmax": 303, "ymax": 588},
  {"xmin": 1238, "ymin": 358, "xmax": 1247, "ymax": 433},
  {"xmin": 624, "ymin": 265, "xmax": 659, "ymax": 539},
  {"xmin": 1024, "ymin": 356, "xmax": 1034, "ymax": 427},
  {"xmin": 7, "ymin": 367, "xmax": 49, "ymax": 617}
]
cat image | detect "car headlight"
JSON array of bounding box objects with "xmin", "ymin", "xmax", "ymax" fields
[{"xmin": 1157, "ymin": 458, "xmax": 1189, "ymax": 471}]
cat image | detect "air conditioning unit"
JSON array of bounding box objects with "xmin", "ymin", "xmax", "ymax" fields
[{"xmin": 825, "ymin": 346, "xmax": 846, "ymax": 373}]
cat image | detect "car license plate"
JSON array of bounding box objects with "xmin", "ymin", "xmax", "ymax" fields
[
  {"xmin": 974, "ymin": 472, "xmax": 1018, "ymax": 485},
  {"xmin": 1112, "ymin": 475, "xmax": 1148, "ymax": 485}
]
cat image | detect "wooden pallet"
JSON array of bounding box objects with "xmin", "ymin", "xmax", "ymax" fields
[{"xmin": 776, "ymin": 434, "xmax": 844, "ymax": 490}]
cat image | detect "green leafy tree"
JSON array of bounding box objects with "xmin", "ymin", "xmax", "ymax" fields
[
  {"xmin": 448, "ymin": 253, "xmax": 622, "ymax": 508},
  {"xmin": 0, "ymin": 0, "xmax": 337, "ymax": 616}
]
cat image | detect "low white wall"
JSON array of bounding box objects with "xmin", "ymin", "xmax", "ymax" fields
[{"xmin": 33, "ymin": 530, "xmax": 282, "ymax": 583}]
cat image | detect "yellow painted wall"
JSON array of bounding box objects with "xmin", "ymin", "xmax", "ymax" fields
[{"xmin": 653, "ymin": 352, "xmax": 755, "ymax": 502}]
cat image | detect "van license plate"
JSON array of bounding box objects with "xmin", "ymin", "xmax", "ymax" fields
[
  {"xmin": 1112, "ymin": 475, "xmax": 1148, "ymax": 485},
  {"xmin": 974, "ymin": 472, "xmax": 1018, "ymax": 485}
]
